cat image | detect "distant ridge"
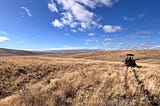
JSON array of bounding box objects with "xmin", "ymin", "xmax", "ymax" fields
[
  {"xmin": 0, "ymin": 48, "xmax": 102, "ymax": 55},
  {"xmin": 43, "ymin": 49, "xmax": 102, "ymax": 53},
  {"xmin": 0, "ymin": 48, "xmax": 42, "ymax": 56}
]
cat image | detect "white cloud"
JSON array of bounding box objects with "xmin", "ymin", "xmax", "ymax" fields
[
  {"xmin": 0, "ymin": 31, "xmax": 8, "ymax": 35},
  {"xmin": 0, "ymin": 36, "xmax": 10, "ymax": 42},
  {"xmin": 86, "ymin": 38, "xmax": 99, "ymax": 43},
  {"xmin": 48, "ymin": 0, "xmax": 58, "ymax": 12},
  {"xmin": 123, "ymin": 13, "xmax": 146, "ymax": 22},
  {"xmin": 126, "ymin": 35, "xmax": 150, "ymax": 38},
  {"xmin": 52, "ymin": 19, "xmax": 63, "ymax": 28},
  {"xmin": 150, "ymin": 45, "xmax": 160, "ymax": 49},
  {"xmin": 60, "ymin": 46, "xmax": 98, "ymax": 50},
  {"xmin": 126, "ymin": 30, "xmax": 151, "ymax": 40},
  {"xmin": 138, "ymin": 13, "xmax": 145, "ymax": 18},
  {"xmin": 88, "ymin": 33, "xmax": 94, "ymax": 36},
  {"xmin": 137, "ymin": 42, "xmax": 155, "ymax": 49},
  {"xmin": 71, "ymin": 29, "xmax": 77, "ymax": 32},
  {"xmin": 119, "ymin": 41, "xmax": 124, "ymax": 45},
  {"xmin": 137, "ymin": 30, "xmax": 151, "ymax": 35},
  {"xmin": 74, "ymin": 0, "xmax": 117, "ymax": 8},
  {"xmin": 105, "ymin": 38, "xmax": 111, "ymax": 41},
  {"xmin": 48, "ymin": 0, "xmax": 118, "ymax": 30},
  {"xmin": 21, "ymin": 46, "xmax": 98, "ymax": 51},
  {"xmin": 21, "ymin": 6, "xmax": 32, "ymax": 17},
  {"xmin": 123, "ymin": 16, "xmax": 135, "ymax": 21},
  {"xmin": 103, "ymin": 25, "xmax": 122, "ymax": 33},
  {"xmin": 35, "ymin": 46, "xmax": 99, "ymax": 50},
  {"xmin": 57, "ymin": 0, "xmax": 95, "ymax": 29}
]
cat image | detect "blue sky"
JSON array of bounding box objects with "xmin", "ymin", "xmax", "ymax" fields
[{"xmin": 0, "ymin": 0, "xmax": 160, "ymax": 50}]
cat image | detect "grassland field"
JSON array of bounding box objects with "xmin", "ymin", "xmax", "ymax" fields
[{"xmin": 0, "ymin": 50, "xmax": 160, "ymax": 106}]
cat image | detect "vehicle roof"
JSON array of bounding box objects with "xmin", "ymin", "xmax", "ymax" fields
[{"xmin": 127, "ymin": 54, "xmax": 134, "ymax": 56}]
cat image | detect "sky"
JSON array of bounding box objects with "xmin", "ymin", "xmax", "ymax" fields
[{"xmin": 0, "ymin": 0, "xmax": 160, "ymax": 50}]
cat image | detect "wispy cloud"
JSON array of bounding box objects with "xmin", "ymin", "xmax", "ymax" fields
[
  {"xmin": 136, "ymin": 30, "xmax": 151, "ymax": 35},
  {"xmin": 88, "ymin": 33, "xmax": 95, "ymax": 36},
  {"xmin": 104, "ymin": 38, "xmax": 112, "ymax": 41},
  {"xmin": 137, "ymin": 42, "xmax": 154, "ymax": 49},
  {"xmin": 126, "ymin": 35, "xmax": 150, "ymax": 38},
  {"xmin": 21, "ymin": 6, "xmax": 32, "ymax": 17},
  {"xmin": 103, "ymin": 25, "xmax": 122, "ymax": 33},
  {"xmin": 29, "ymin": 46, "xmax": 99, "ymax": 51},
  {"xmin": 123, "ymin": 13, "xmax": 146, "ymax": 22},
  {"xmin": 48, "ymin": 0, "xmax": 118, "ymax": 30},
  {"xmin": 58, "ymin": 46, "xmax": 98, "ymax": 50},
  {"xmin": 0, "ymin": 36, "xmax": 10, "ymax": 42},
  {"xmin": 151, "ymin": 45, "xmax": 160, "ymax": 49},
  {"xmin": 0, "ymin": 31, "xmax": 8, "ymax": 35},
  {"xmin": 103, "ymin": 39, "xmax": 123, "ymax": 50},
  {"xmin": 86, "ymin": 38, "xmax": 99, "ymax": 43},
  {"xmin": 126, "ymin": 30, "xmax": 151, "ymax": 39},
  {"xmin": 123, "ymin": 16, "xmax": 135, "ymax": 21},
  {"xmin": 102, "ymin": 40, "xmax": 160, "ymax": 50},
  {"xmin": 138, "ymin": 13, "xmax": 145, "ymax": 18},
  {"xmin": 71, "ymin": 29, "xmax": 77, "ymax": 33}
]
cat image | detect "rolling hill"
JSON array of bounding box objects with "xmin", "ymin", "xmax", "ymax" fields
[{"xmin": 0, "ymin": 48, "xmax": 44, "ymax": 56}]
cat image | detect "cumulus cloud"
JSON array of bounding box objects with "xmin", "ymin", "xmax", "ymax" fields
[
  {"xmin": 48, "ymin": 0, "xmax": 58, "ymax": 12},
  {"xmin": 21, "ymin": 6, "xmax": 32, "ymax": 17},
  {"xmin": 0, "ymin": 36, "xmax": 10, "ymax": 42},
  {"xmin": 0, "ymin": 31, "xmax": 8, "ymax": 35},
  {"xmin": 48, "ymin": 0, "xmax": 118, "ymax": 30},
  {"xmin": 103, "ymin": 25, "xmax": 122, "ymax": 33},
  {"xmin": 52, "ymin": 19, "xmax": 63, "ymax": 28}
]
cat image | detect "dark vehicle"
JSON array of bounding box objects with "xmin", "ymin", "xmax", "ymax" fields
[{"xmin": 125, "ymin": 54, "xmax": 137, "ymax": 67}]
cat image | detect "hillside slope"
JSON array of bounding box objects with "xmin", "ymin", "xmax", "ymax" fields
[
  {"xmin": 48, "ymin": 50, "xmax": 160, "ymax": 64},
  {"xmin": 0, "ymin": 48, "xmax": 43, "ymax": 56}
]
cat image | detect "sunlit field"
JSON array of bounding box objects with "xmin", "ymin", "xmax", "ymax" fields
[{"xmin": 0, "ymin": 50, "xmax": 160, "ymax": 106}]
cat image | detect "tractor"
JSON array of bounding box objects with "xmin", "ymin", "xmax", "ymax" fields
[{"xmin": 125, "ymin": 54, "xmax": 137, "ymax": 67}]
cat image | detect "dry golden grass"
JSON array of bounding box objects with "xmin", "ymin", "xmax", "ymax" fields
[{"xmin": 0, "ymin": 50, "xmax": 160, "ymax": 106}]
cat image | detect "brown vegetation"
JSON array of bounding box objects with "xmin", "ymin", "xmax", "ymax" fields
[{"xmin": 0, "ymin": 50, "xmax": 160, "ymax": 106}]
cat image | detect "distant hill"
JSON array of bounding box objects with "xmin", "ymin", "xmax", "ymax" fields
[
  {"xmin": 0, "ymin": 48, "xmax": 43, "ymax": 56},
  {"xmin": 0, "ymin": 48, "xmax": 102, "ymax": 56},
  {"xmin": 47, "ymin": 50, "xmax": 160, "ymax": 64},
  {"xmin": 44, "ymin": 49, "xmax": 102, "ymax": 53}
]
